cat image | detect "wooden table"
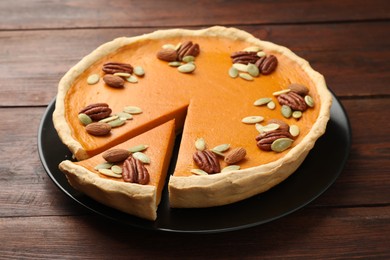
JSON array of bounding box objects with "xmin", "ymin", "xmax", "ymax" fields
[{"xmin": 1, "ymin": 1, "xmax": 389, "ymax": 258}]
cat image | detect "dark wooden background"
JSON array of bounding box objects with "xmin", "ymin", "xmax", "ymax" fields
[{"xmin": 1, "ymin": 0, "xmax": 389, "ymax": 258}]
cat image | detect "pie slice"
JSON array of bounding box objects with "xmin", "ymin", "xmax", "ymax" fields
[
  {"xmin": 53, "ymin": 26, "xmax": 332, "ymax": 219},
  {"xmin": 59, "ymin": 120, "xmax": 176, "ymax": 220}
]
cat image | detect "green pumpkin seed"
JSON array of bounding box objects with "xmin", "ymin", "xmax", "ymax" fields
[
  {"xmin": 242, "ymin": 116, "xmax": 264, "ymax": 124},
  {"xmin": 262, "ymin": 123, "xmax": 280, "ymax": 132},
  {"xmin": 243, "ymin": 46, "xmax": 262, "ymax": 52},
  {"xmin": 94, "ymin": 162, "xmax": 113, "ymax": 170},
  {"xmin": 99, "ymin": 115, "xmax": 119, "ymax": 123},
  {"xmin": 228, "ymin": 67, "xmax": 239, "ymax": 78},
  {"xmin": 190, "ymin": 169, "xmax": 208, "ymax": 176},
  {"xmin": 271, "ymin": 138, "xmax": 294, "ymax": 152},
  {"xmin": 212, "ymin": 143, "xmax": 230, "ymax": 153},
  {"xmin": 257, "ymin": 51, "xmax": 266, "ymax": 57},
  {"xmin": 133, "ymin": 66, "xmax": 145, "ymax": 77},
  {"xmin": 175, "ymin": 42, "xmax": 182, "ymax": 51},
  {"xmin": 108, "ymin": 118, "xmax": 125, "ymax": 128},
  {"xmin": 168, "ymin": 61, "xmax": 182, "ymax": 67},
  {"xmin": 132, "ymin": 152, "xmax": 150, "ymax": 164},
  {"xmin": 292, "ymin": 111, "xmax": 303, "ymax": 119},
  {"xmin": 273, "ymin": 89, "xmax": 291, "ymax": 96},
  {"xmin": 247, "ymin": 63, "xmax": 259, "ymax": 77},
  {"xmin": 281, "ymin": 105, "xmax": 292, "ymax": 118},
  {"xmin": 87, "ymin": 74, "xmax": 100, "ymax": 85},
  {"xmin": 123, "ymin": 106, "xmax": 142, "ymax": 114},
  {"xmin": 128, "ymin": 144, "xmax": 149, "ymax": 153},
  {"xmin": 255, "ymin": 123, "xmax": 264, "ymax": 133},
  {"xmin": 114, "ymin": 72, "xmax": 131, "ymax": 78},
  {"xmin": 254, "ymin": 97, "xmax": 272, "ymax": 106},
  {"xmin": 126, "ymin": 75, "xmax": 138, "ymax": 83},
  {"xmin": 267, "ymin": 101, "xmax": 276, "ymax": 110},
  {"xmin": 78, "ymin": 113, "xmax": 92, "ymax": 126},
  {"xmin": 289, "ymin": 125, "xmax": 300, "ymax": 137},
  {"xmin": 182, "ymin": 55, "xmax": 195, "ymax": 63},
  {"xmin": 239, "ymin": 73, "xmax": 254, "ymax": 81},
  {"xmin": 221, "ymin": 165, "xmax": 240, "ymax": 173},
  {"xmin": 305, "ymin": 95, "xmax": 315, "ymax": 107},
  {"xmin": 211, "ymin": 150, "xmax": 225, "ymax": 157},
  {"xmin": 98, "ymin": 168, "xmax": 122, "ymax": 178},
  {"xmin": 116, "ymin": 112, "xmax": 133, "ymax": 120},
  {"xmin": 195, "ymin": 138, "xmax": 206, "ymax": 151},
  {"xmin": 178, "ymin": 63, "xmax": 196, "ymax": 73},
  {"xmin": 162, "ymin": 44, "xmax": 176, "ymax": 49},
  {"xmin": 233, "ymin": 63, "xmax": 248, "ymax": 72},
  {"xmin": 111, "ymin": 165, "xmax": 123, "ymax": 175}
]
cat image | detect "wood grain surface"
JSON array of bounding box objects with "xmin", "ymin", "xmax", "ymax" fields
[{"xmin": 0, "ymin": 1, "xmax": 389, "ymax": 259}]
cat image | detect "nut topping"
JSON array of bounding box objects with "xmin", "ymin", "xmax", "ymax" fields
[
  {"xmin": 259, "ymin": 55, "xmax": 278, "ymax": 75},
  {"xmin": 278, "ymin": 91, "xmax": 308, "ymax": 111},
  {"xmin": 157, "ymin": 48, "xmax": 178, "ymax": 62},
  {"xmin": 122, "ymin": 156, "xmax": 150, "ymax": 185},
  {"xmin": 85, "ymin": 122, "xmax": 111, "ymax": 136},
  {"xmin": 193, "ymin": 150, "xmax": 220, "ymax": 174},
  {"xmin": 177, "ymin": 41, "xmax": 200, "ymax": 61},
  {"xmin": 102, "ymin": 149, "xmax": 131, "ymax": 163},
  {"xmin": 256, "ymin": 129, "xmax": 293, "ymax": 151},
  {"xmin": 224, "ymin": 147, "xmax": 247, "ymax": 164},
  {"xmin": 230, "ymin": 51, "xmax": 259, "ymax": 64},
  {"xmin": 102, "ymin": 62, "xmax": 133, "ymax": 74},
  {"xmin": 103, "ymin": 74, "xmax": 125, "ymax": 88},
  {"xmin": 288, "ymin": 83, "xmax": 309, "ymax": 96},
  {"xmin": 79, "ymin": 103, "xmax": 112, "ymax": 121}
]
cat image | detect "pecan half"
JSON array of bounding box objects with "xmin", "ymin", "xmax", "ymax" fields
[
  {"xmin": 259, "ymin": 55, "xmax": 278, "ymax": 75},
  {"xmin": 256, "ymin": 129, "xmax": 293, "ymax": 151},
  {"xmin": 231, "ymin": 51, "xmax": 259, "ymax": 65},
  {"xmin": 193, "ymin": 150, "xmax": 220, "ymax": 174},
  {"xmin": 277, "ymin": 91, "xmax": 307, "ymax": 111},
  {"xmin": 122, "ymin": 156, "xmax": 150, "ymax": 185},
  {"xmin": 177, "ymin": 41, "xmax": 200, "ymax": 61},
  {"xmin": 102, "ymin": 62, "xmax": 133, "ymax": 74},
  {"xmin": 79, "ymin": 103, "xmax": 112, "ymax": 121}
]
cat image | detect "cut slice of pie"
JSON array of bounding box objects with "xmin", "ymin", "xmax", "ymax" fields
[
  {"xmin": 53, "ymin": 26, "xmax": 332, "ymax": 219},
  {"xmin": 59, "ymin": 120, "xmax": 175, "ymax": 220}
]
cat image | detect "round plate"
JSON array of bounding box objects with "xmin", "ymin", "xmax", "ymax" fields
[{"xmin": 38, "ymin": 93, "xmax": 351, "ymax": 233}]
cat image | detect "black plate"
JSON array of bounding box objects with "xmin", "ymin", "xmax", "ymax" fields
[{"xmin": 38, "ymin": 93, "xmax": 351, "ymax": 233}]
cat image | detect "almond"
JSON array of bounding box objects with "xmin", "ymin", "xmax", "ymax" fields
[
  {"xmin": 156, "ymin": 48, "xmax": 178, "ymax": 62},
  {"xmin": 85, "ymin": 122, "xmax": 111, "ymax": 136},
  {"xmin": 224, "ymin": 147, "xmax": 247, "ymax": 164},
  {"xmin": 103, "ymin": 74, "xmax": 125, "ymax": 88},
  {"xmin": 288, "ymin": 83, "xmax": 309, "ymax": 96},
  {"xmin": 102, "ymin": 149, "xmax": 131, "ymax": 163}
]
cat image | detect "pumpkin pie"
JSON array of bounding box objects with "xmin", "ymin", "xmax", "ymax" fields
[{"xmin": 53, "ymin": 26, "xmax": 332, "ymax": 220}]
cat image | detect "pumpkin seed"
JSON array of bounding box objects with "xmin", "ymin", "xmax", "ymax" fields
[
  {"xmin": 292, "ymin": 111, "xmax": 302, "ymax": 119},
  {"xmin": 108, "ymin": 118, "xmax": 125, "ymax": 128},
  {"xmin": 78, "ymin": 113, "xmax": 92, "ymax": 126},
  {"xmin": 162, "ymin": 44, "xmax": 176, "ymax": 49},
  {"xmin": 98, "ymin": 168, "xmax": 122, "ymax": 178},
  {"xmin": 247, "ymin": 63, "xmax": 259, "ymax": 77},
  {"xmin": 190, "ymin": 169, "xmax": 208, "ymax": 176},
  {"xmin": 129, "ymin": 144, "xmax": 148, "ymax": 153},
  {"xmin": 99, "ymin": 115, "xmax": 119, "ymax": 123},
  {"xmin": 182, "ymin": 55, "xmax": 195, "ymax": 63},
  {"xmin": 242, "ymin": 116, "xmax": 264, "ymax": 124},
  {"xmin": 212, "ymin": 143, "xmax": 230, "ymax": 153},
  {"xmin": 123, "ymin": 106, "xmax": 142, "ymax": 114},
  {"xmin": 126, "ymin": 75, "xmax": 138, "ymax": 83},
  {"xmin": 239, "ymin": 73, "xmax": 254, "ymax": 81},
  {"xmin": 178, "ymin": 63, "xmax": 196, "ymax": 73},
  {"xmin": 221, "ymin": 165, "xmax": 240, "ymax": 173},
  {"xmin": 267, "ymin": 101, "xmax": 276, "ymax": 110},
  {"xmin": 94, "ymin": 162, "xmax": 113, "ymax": 170},
  {"xmin": 257, "ymin": 51, "xmax": 266, "ymax": 57},
  {"xmin": 168, "ymin": 61, "xmax": 182, "ymax": 67},
  {"xmin": 132, "ymin": 152, "xmax": 150, "ymax": 164},
  {"xmin": 175, "ymin": 42, "xmax": 182, "ymax": 51},
  {"xmin": 255, "ymin": 123, "xmax": 264, "ymax": 133},
  {"xmin": 254, "ymin": 97, "xmax": 272, "ymax": 106},
  {"xmin": 195, "ymin": 138, "xmax": 206, "ymax": 151},
  {"xmin": 273, "ymin": 89, "xmax": 291, "ymax": 96},
  {"xmin": 281, "ymin": 105, "xmax": 292, "ymax": 118},
  {"xmin": 271, "ymin": 138, "xmax": 294, "ymax": 152},
  {"xmin": 243, "ymin": 46, "xmax": 262, "ymax": 52},
  {"xmin": 228, "ymin": 66, "xmax": 239, "ymax": 78},
  {"xmin": 114, "ymin": 72, "xmax": 131, "ymax": 78},
  {"xmin": 305, "ymin": 95, "xmax": 315, "ymax": 107},
  {"xmin": 111, "ymin": 165, "xmax": 123, "ymax": 175},
  {"xmin": 262, "ymin": 123, "xmax": 280, "ymax": 132},
  {"xmin": 116, "ymin": 112, "xmax": 133, "ymax": 120},
  {"xmin": 87, "ymin": 74, "xmax": 100, "ymax": 85},
  {"xmin": 211, "ymin": 150, "xmax": 225, "ymax": 157},
  {"xmin": 233, "ymin": 63, "xmax": 248, "ymax": 72},
  {"xmin": 289, "ymin": 125, "xmax": 300, "ymax": 137},
  {"xmin": 133, "ymin": 66, "xmax": 145, "ymax": 77}
]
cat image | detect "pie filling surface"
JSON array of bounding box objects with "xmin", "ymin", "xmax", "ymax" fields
[{"xmin": 54, "ymin": 26, "xmax": 332, "ymax": 220}]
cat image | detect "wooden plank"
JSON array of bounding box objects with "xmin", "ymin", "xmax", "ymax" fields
[
  {"xmin": 0, "ymin": 97, "xmax": 389, "ymax": 217},
  {"xmin": 0, "ymin": 22, "xmax": 389, "ymax": 106},
  {"xmin": 0, "ymin": 0, "xmax": 389, "ymax": 30},
  {"xmin": 0, "ymin": 206, "xmax": 389, "ymax": 258}
]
